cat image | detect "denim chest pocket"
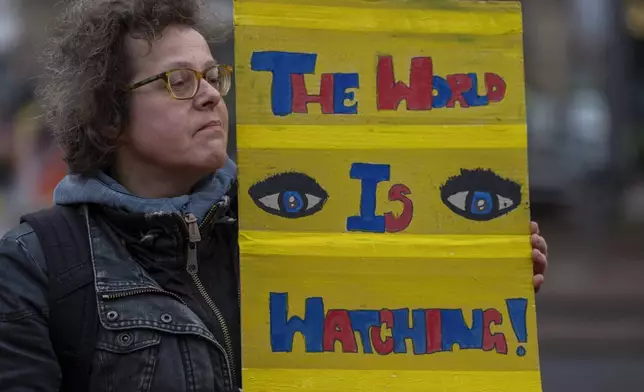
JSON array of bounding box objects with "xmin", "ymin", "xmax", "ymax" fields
[{"xmin": 91, "ymin": 328, "xmax": 161, "ymax": 392}]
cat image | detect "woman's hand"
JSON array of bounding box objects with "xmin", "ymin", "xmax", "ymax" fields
[{"xmin": 530, "ymin": 221, "xmax": 548, "ymax": 293}]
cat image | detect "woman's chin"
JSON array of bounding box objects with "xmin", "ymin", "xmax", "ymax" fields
[{"xmin": 201, "ymin": 151, "xmax": 229, "ymax": 171}]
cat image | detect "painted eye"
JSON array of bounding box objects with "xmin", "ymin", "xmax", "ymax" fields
[
  {"xmin": 440, "ymin": 169, "xmax": 521, "ymax": 221},
  {"xmin": 248, "ymin": 172, "xmax": 329, "ymax": 218}
]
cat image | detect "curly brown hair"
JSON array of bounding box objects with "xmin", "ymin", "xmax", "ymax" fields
[{"xmin": 37, "ymin": 0, "xmax": 228, "ymax": 175}]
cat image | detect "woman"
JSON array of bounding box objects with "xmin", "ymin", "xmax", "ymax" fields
[{"xmin": 0, "ymin": 0, "xmax": 548, "ymax": 391}]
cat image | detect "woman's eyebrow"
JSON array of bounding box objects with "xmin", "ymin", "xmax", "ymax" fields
[{"xmin": 162, "ymin": 59, "xmax": 218, "ymax": 70}]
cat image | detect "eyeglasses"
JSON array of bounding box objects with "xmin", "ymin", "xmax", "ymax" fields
[{"xmin": 129, "ymin": 64, "xmax": 233, "ymax": 100}]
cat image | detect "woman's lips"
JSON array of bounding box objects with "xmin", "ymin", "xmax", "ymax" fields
[{"xmin": 197, "ymin": 120, "xmax": 223, "ymax": 134}]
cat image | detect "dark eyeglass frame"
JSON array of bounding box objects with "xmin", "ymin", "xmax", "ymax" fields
[{"xmin": 129, "ymin": 64, "xmax": 233, "ymax": 100}]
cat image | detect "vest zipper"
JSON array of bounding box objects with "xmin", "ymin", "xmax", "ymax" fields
[
  {"xmin": 184, "ymin": 213, "xmax": 237, "ymax": 388},
  {"xmin": 201, "ymin": 200, "xmax": 240, "ymax": 313}
]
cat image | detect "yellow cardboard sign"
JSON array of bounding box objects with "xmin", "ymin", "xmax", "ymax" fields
[{"xmin": 234, "ymin": 1, "xmax": 541, "ymax": 390}]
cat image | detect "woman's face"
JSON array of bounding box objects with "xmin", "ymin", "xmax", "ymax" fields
[{"xmin": 123, "ymin": 25, "xmax": 229, "ymax": 175}]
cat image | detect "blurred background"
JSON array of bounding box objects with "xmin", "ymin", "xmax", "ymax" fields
[{"xmin": 0, "ymin": 0, "xmax": 643, "ymax": 390}]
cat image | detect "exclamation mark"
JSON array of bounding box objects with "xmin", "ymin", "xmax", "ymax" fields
[{"xmin": 506, "ymin": 298, "xmax": 528, "ymax": 357}]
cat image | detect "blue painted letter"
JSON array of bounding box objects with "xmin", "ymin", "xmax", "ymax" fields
[
  {"xmin": 463, "ymin": 73, "xmax": 489, "ymax": 107},
  {"xmin": 432, "ymin": 76, "xmax": 452, "ymax": 109},
  {"xmin": 347, "ymin": 163, "xmax": 390, "ymax": 233},
  {"xmin": 250, "ymin": 51, "xmax": 318, "ymax": 116},
  {"xmin": 441, "ymin": 309, "xmax": 484, "ymax": 351},
  {"xmin": 392, "ymin": 309, "xmax": 427, "ymax": 354},
  {"xmin": 333, "ymin": 73, "xmax": 360, "ymax": 114},
  {"xmin": 270, "ymin": 293, "xmax": 324, "ymax": 353}
]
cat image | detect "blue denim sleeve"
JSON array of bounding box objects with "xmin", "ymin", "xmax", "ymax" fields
[{"xmin": 0, "ymin": 223, "xmax": 61, "ymax": 391}]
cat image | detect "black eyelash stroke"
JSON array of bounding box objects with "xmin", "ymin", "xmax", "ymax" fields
[
  {"xmin": 441, "ymin": 168, "xmax": 521, "ymax": 197},
  {"xmin": 248, "ymin": 171, "xmax": 329, "ymax": 218},
  {"xmin": 440, "ymin": 168, "xmax": 522, "ymax": 221},
  {"xmin": 249, "ymin": 172, "xmax": 324, "ymax": 198}
]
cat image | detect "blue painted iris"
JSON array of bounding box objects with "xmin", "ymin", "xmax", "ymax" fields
[
  {"xmin": 440, "ymin": 169, "xmax": 521, "ymax": 221},
  {"xmin": 248, "ymin": 172, "xmax": 329, "ymax": 219}
]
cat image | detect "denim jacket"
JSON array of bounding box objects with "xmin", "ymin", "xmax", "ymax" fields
[{"xmin": 0, "ymin": 195, "xmax": 241, "ymax": 392}]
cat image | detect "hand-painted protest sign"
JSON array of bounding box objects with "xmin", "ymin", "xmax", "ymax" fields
[{"xmin": 234, "ymin": 0, "xmax": 541, "ymax": 391}]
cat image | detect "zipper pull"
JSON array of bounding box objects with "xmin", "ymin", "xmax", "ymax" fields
[
  {"xmin": 184, "ymin": 214, "xmax": 201, "ymax": 275},
  {"xmin": 184, "ymin": 214, "xmax": 201, "ymax": 242}
]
